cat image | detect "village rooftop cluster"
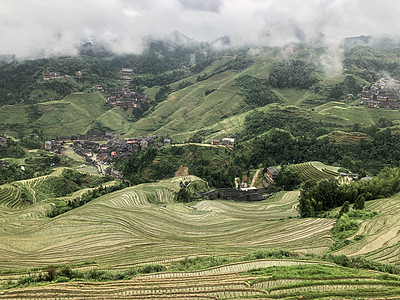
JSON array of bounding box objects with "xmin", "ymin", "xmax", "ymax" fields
[{"xmin": 361, "ymin": 77, "xmax": 400, "ymax": 109}]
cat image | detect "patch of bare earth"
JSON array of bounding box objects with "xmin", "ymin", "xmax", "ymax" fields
[{"xmin": 174, "ymin": 165, "xmax": 189, "ymax": 177}]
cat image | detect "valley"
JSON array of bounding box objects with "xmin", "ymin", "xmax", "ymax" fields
[{"xmin": 2, "ymin": 41, "xmax": 400, "ymax": 299}]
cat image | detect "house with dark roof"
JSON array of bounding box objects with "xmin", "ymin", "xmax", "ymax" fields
[
  {"xmin": 198, "ymin": 188, "xmax": 268, "ymax": 202},
  {"xmin": 211, "ymin": 139, "xmax": 220, "ymax": 145},
  {"xmin": 266, "ymin": 167, "xmax": 279, "ymax": 182}
]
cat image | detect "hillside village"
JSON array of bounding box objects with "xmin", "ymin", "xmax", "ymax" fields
[
  {"xmin": 106, "ymin": 88, "xmax": 150, "ymax": 109},
  {"xmin": 42, "ymin": 133, "xmax": 236, "ymax": 179},
  {"xmin": 361, "ymin": 77, "xmax": 400, "ymax": 109},
  {"xmin": 41, "ymin": 67, "xmax": 152, "ymax": 110}
]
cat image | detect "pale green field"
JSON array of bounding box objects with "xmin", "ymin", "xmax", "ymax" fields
[
  {"xmin": 96, "ymin": 109, "xmax": 131, "ymax": 134},
  {"xmin": 126, "ymin": 70, "xmax": 247, "ymax": 139},
  {"xmin": 0, "ymin": 105, "xmax": 28, "ymax": 124},
  {"xmin": 311, "ymin": 101, "xmax": 400, "ymax": 125},
  {"xmin": 0, "ymin": 92, "xmax": 111, "ymax": 138}
]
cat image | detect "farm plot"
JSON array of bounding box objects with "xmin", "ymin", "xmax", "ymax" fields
[
  {"xmin": 0, "ymin": 170, "xmax": 63, "ymax": 209},
  {"xmin": 289, "ymin": 161, "xmax": 338, "ymax": 182},
  {"xmin": 137, "ymin": 259, "xmax": 333, "ymax": 278},
  {"xmin": 0, "ymin": 175, "xmax": 335, "ymax": 271},
  {"xmin": 333, "ymin": 194, "xmax": 400, "ymax": 264},
  {"xmin": 0, "ymin": 185, "xmax": 20, "ymax": 208},
  {"xmin": 2, "ymin": 261, "xmax": 400, "ymax": 299},
  {"xmin": 0, "ymin": 272, "xmax": 265, "ymax": 299},
  {"xmin": 193, "ymin": 190, "xmax": 300, "ymax": 220}
]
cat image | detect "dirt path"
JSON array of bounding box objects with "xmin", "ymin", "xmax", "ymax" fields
[{"xmin": 250, "ymin": 169, "xmax": 260, "ymax": 187}]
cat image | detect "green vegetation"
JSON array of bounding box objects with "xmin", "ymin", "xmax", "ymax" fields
[
  {"xmin": 33, "ymin": 169, "xmax": 111, "ymax": 200},
  {"xmin": 299, "ymin": 167, "xmax": 400, "ymax": 217},
  {"xmin": 268, "ymin": 58, "xmax": 319, "ymax": 89},
  {"xmin": 236, "ymin": 75, "xmax": 279, "ymax": 107},
  {"xmin": 46, "ymin": 180, "xmax": 129, "ymax": 218},
  {"xmin": 4, "ymin": 250, "xmax": 400, "ymax": 299},
  {"xmin": 3, "ymin": 42, "xmax": 400, "ymax": 298},
  {"xmin": 116, "ymin": 145, "xmax": 239, "ymax": 188}
]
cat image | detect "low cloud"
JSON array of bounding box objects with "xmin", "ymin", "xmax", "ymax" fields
[
  {"xmin": 0, "ymin": 0, "xmax": 399, "ymax": 59},
  {"xmin": 179, "ymin": 0, "xmax": 222, "ymax": 12}
]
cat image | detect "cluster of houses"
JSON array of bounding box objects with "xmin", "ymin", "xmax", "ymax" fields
[
  {"xmin": 44, "ymin": 132, "xmax": 118, "ymax": 155},
  {"xmin": 44, "ymin": 140, "xmax": 65, "ymax": 155},
  {"xmin": 210, "ymin": 138, "xmax": 235, "ymax": 147},
  {"xmin": 42, "ymin": 132, "xmax": 172, "ymax": 179},
  {"xmin": 42, "ymin": 72, "xmax": 71, "ymax": 80},
  {"xmin": 181, "ymin": 65, "xmax": 191, "ymax": 74},
  {"xmin": 120, "ymin": 68, "xmax": 134, "ymax": 81},
  {"xmin": 339, "ymin": 172, "xmax": 372, "ymax": 182},
  {"xmin": 72, "ymin": 135, "xmax": 171, "ymax": 165},
  {"xmin": 106, "ymin": 88, "xmax": 149, "ymax": 109},
  {"xmin": 361, "ymin": 77, "xmax": 400, "ymax": 109},
  {"xmin": 0, "ymin": 137, "xmax": 7, "ymax": 148}
]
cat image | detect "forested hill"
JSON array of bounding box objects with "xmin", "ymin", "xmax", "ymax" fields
[
  {"xmin": 2, "ymin": 41, "xmax": 400, "ymax": 144},
  {"xmin": 0, "ymin": 39, "xmax": 215, "ymax": 106}
]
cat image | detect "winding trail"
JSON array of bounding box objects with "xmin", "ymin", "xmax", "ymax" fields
[{"xmin": 250, "ymin": 169, "xmax": 260, "ymax": 187}]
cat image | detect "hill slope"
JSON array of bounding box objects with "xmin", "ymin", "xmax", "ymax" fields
[{"xmin": 0, "ymin": 176, "xmax": 336, "ymax": 271}]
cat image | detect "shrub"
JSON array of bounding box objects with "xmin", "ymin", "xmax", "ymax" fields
[
  {"xmin": 55, "ymin": 276, "xmax": 70, "ymax": 283},
  {"xmin": 45, "ymin": 265, "xmax": 57, "ymax": 281},
  {"xmin": 58, "ymin": 265, "xmax": 74, "ymax": 279},
  {"xmin": 139, "ymin": 264, "xmax": 167, "ymax": 274}
]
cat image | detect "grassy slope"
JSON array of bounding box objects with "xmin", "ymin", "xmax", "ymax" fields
[
  {"xmin": 0, "ymin": 92, "xmax": 112, "ymax": 138},
  {"xmin": 126, "ymin": 70, "xmax": 247, "ymax": 140},
  {"xmin": 125, "ymin": 53, "xmax": 278, "ymax": 141}
]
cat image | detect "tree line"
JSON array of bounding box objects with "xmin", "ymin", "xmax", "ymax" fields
[{"xmin": 299, "ymin": 167, "xmax": 400, "ymax": 217}]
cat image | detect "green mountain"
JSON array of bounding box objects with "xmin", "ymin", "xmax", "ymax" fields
[{"xmin": 3, "ymin": 41, "xmax": 400, "ymax": 298}]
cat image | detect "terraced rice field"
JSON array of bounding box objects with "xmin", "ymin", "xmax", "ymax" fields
[
  {"xmin": 289, "ymin": 161, "xmax": 339, "ymax": 182},
  {"xmin": 0, "ymin": 175, "xmax": 335, "ymax": 272},
  {"xmin": 1, "ymin": 261, "xmax": 399, "ymax": 299},
  {"xmin": 0, "ymin": 185, "xmax": 20, "ymax": 209},
  {"xmin": 333, "ymin": 193, "xmax": 400, "ymax": 265},
  {"xmin": 0, "ymin": 168, "xmax": 66, "ymax": 209}
]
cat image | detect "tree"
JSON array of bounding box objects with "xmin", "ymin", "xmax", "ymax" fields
[
  {"xmin": 176, "ymin": 188, "xmax": 191, "ymax": 203},
  {"xmin": 155, "ymin": 85, "xmax": 172, "ymax": 102},
  {"xmin": 46, "ymin": 265, "xmax": 57, "ymax": 281},
  {"xmin": 276, "ymin": 166, "xmax": 302, "ymax": 190},
  {"xmin": 354, "ymin": 195, "xmax": 365, "ymax": 210},
  {"xmin": 338, "ymin": 201, "xmax": 350, "ymax": 218}
]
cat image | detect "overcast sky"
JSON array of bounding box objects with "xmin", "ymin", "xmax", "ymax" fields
[{"xmin": 1, "ymin": 0, "xmax": 399, "ymax": 58}]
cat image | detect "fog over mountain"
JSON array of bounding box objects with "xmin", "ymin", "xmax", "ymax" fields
[{"xmin": 1, "ymin": 0, "xmax": 399, "ymax": 59}]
